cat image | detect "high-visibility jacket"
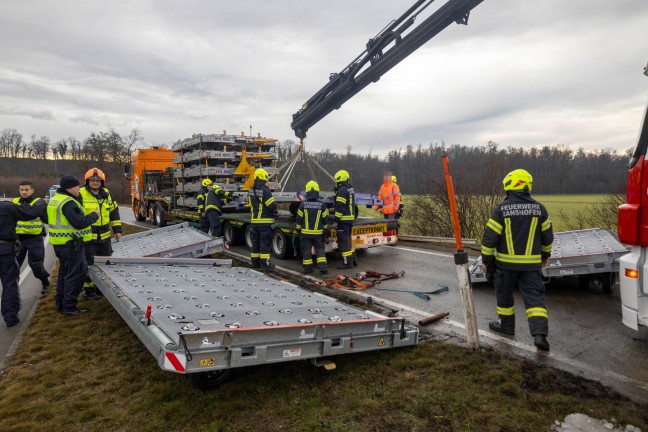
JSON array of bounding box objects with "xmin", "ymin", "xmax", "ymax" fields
[
  {"xmin": 13, "ymin": 197, "xmax": 46, "ymax": 236},
  {"xmin": 80, "ymin": 186, "xmax": 122, "ymax": 242},
  {"xmin": 247, "ymin": 181, "xmax": 277, "ymax": 224},
  {"xmin": 197, "ymin": 186, "xmax": 209, "ymax": 216},
  {"xmin": 480, "ymin": 190, "xmax": 553, "ymax": 271},
  {"xmin": 377, "ymin": 181, "xmax": 401, "ymax": 215},
  {"xmin": 333, "ymin": 182, "xmax": 356, "ymax": 222},
  {"xmin": 47, "ymin": 193, "xmax": 93, "ymax": 245},
  {"xmin": 296, "ymin": 197, "xmax": 329, "ymax": 238},
  {"xmin": 206, "ymin": 188, "xmax": 232, "ymax": 215}
]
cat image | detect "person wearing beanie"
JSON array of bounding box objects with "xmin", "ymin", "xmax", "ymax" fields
[
  {"xmin": 0, "ymin": 188, "xmax": 47, "ymax": 327},
  {"xmin": 47, "ymin": 176, "xmax": 100, "ymax": 316}
]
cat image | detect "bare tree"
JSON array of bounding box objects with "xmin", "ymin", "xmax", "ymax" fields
[{"xmin": 54, "ymin": 139, "xmax": 68, "ymax": 159}]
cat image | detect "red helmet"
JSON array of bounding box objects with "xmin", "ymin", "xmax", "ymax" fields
[{"xmin": 85, "ymin": 168, "xmax": 106, "ymax": 185}]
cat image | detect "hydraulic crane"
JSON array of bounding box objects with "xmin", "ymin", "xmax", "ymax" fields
[{"xmin": 290, "ymin": 0, "xmax": 485, "ymax": 139}]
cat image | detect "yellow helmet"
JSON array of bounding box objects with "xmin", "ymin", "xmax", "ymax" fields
[
  {"xmin": 212, "ymin": 183, "xmax": 222, "ymax": 191},
  {"xmin": 391, "ymin": 175, "xmax": 397, "ymax": 184},
  {"xmin": 201, "ymin": 178, "xmax": 213, "ymax": 187},
  {"xmin": 254, "ymin": 168, "xmax": 269, "ymax": 181},
  {"xmin": 502, "ymin": 169, "xmax": 533, "ymax": 192},
  {"xmin": 334, "ymin": 170, "xmax": 349, "ymax": 183},
  {"xmin": 305, "ymin": 180, "xmax": 320, "ymax": 192}
]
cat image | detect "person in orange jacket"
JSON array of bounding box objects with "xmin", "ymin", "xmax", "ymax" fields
[{"xmin": 374, "ymin": 174, "xmax": 401, "ymax": 219}]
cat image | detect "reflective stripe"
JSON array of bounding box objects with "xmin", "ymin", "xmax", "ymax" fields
[
  {"xmin": 316, "ymin": 257, "xmax": 327, "ymax": 263},
  {"xmin": 341, "ymin": 251, "xmax": 353, "ymax": 257},
  {"xmin": 526, "ymin": 307, "xmax": 548, "ymax": 319},
  {"xmin": 303, "ymin": 259, "xmax": 313, "ymax": 265},
  {"xmin": 47, "ymin": 193, "xmax": 92, "ymax": 244},
  {"xmin": 487, "ymin": 218, "xmax": 502, "ymax": 235},
  {"xmin": 260, "ymin": 253, "xmax": 270, "ymax": 259},
  {"xmin": 14, "ymin": 197, "xmax": 45, "ymax": 235},
  {"xmin": 542, "ymin": 218, "xmax": 552, "ymax": 231},
  {"xmin": 336, "ymin": 196, "xmax": 346, "ymax": 204},
  {"xmin": 541, "ymin": 244, "xmax": 553, "ymax": 253},
  {"xmin": 205, "ymin": 204, "xmax": 221, "ymax": 212},
  {"xmin": 481, "ymin": 245, "xmax": 495, "ymax": 256},
  {"xmin": 504, "ymin": 218, "xmax": 514, "ymax": 255},
  {"xmin": 497, "ymin": 306, "xmax": 515, "ymax": 316},
  {"xmin": 250, "ymin": 252, "xmax": 260, "ymax": 258},
  {"xmin": 495, "ymin": 252, "xmax": 541, "ymax": 264},
  {"xmin": 525, "ymin": 217, "xmax": 538, "ymax": 256},
  {"xmin": 265, "ymin": 197, "xmax": 275, "ymax": 206},
  {"xmin": 80, "ymin": 187, "xmax": 120, "ymax": 241}
]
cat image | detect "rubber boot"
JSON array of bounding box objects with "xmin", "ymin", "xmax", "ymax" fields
[
  {"xmin": 304, "ymin": 266, "xmax": 314, "ymax": 275},
  {"xmin": 319, "ymin": 266, "xmax": 328, "ymax": 275},
  {"xmin": 251, "ymin": 258, "xmax": 261, "ymax": 269},
  {"xmin": 533, "ymin": 335, "xmax": 550, "ymax": 351},
  {"xmin": 488, "ymin": 318, "xmax": 515, "ymax": 335}
]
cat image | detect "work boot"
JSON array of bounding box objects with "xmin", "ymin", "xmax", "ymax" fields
[
  {"xmin": 319, "ymin": 267, "xmax": 328, "ymax": 275},
  {"xmin": 533, "ymin": 335, "xmax": 550, "ymax": 352},
  {"xmin": 352, "ymin": 253, "xmax": 359, "ymax": 267},
  {"xmin": 337, "ymin": 263, "xmax": 353, "ymax": 270},
  {"xmin": 55, "ymin": 298, "xmax": 63, "ymax": 313},
  {"xmin": 40, "ymin": 277, "xmax": 51, "ymax": 295},
  {"xmin": 251, "ymin": 259, "xmax": 261, "ymax": 269},
  {"xmin": 63, "ymin": 307, "xmax": 88, "ymax": 316},
  {"xmin": 304, "ymin": 267, "xmax": 314, "ymax": 275},
  {"xmin": 488, "ymin": 320, "xmax": 515, "ymax": 335},
  {"xmin": 83, "ymin": 288, "xmax": 100, "ymax": 300}
]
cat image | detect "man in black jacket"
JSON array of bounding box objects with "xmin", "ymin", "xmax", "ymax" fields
[
  {"xmin": 247, "ymin": 168, "xmax": 277, "ymax": 268},
  {"xmin": 13, "ymin": 180, "xmax": 50, "ymax": 294},
  {"xmin": 480, "ymin": 169, "xmax": 553, "ymax": 351},
  {"xmin": 295, "ymin": 180, "xmax": 329, "ymax": 275},
  {"xmin": 205, "ymin": 183, "xmax": 232, "ymax": 237},
  {"xmin": 1, "ymin": 192, "xmax": 47, "ymax": 327}
]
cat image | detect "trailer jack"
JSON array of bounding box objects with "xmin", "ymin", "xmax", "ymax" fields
[{"xmin": 311, "ymin": 358, "xmax": 336, "ymax": 370}]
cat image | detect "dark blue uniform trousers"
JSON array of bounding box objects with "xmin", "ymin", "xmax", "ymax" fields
[
  {"xmin": 206, "ymin": 210, "xmax": 222, "ymax": 237},
  {"xmin": 0, "ymin": 253, "xmax": 21, "ymax": 325},
  {"xmin": 17, "ymin": 236, "xmax": 50, "ymax": 280},
  {"xmin": 54, "ymin": 244, "xmax": 88, "ymax": 310}
]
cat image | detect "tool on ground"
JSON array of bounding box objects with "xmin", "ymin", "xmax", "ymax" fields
[
  {"xmin": 374, "ymin": 284, "xmax": 449, "ymax": 300},
  {"xmin": 418, "ymin": 312, "xmax": 450, "ymax": 326},
  {"xmin": 322, "ymin": 270, "xmax": 405, "ymax": 290}
]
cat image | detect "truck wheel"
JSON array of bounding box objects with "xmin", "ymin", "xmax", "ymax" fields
[
  {"xmin": 272, "ymin": 229, "xmax": 293, "ymax": 259},
  {"xmin": 578, "ymin": 275, "xmax": 591, "ymax": 290},
  {"xmin": 153, "ymin": 203, "xmax": 167, "ymax": 227},
  {"xmin": 223, "ymin": 221, "xmax": 243, "ymax": 246},
  {"xmin": 133, "ymin": 200, "xmax": 146, "ymax": 222},
  {"xmin": 188, "ymin": 369, "xmax": 233, "ymax": 390},
  {"xmin": 244, "ymin": 225, "xmax": 254, "ymax": 249},
  {"xmin": 289, "ymin": 202, "xmax": 300, "ymax": 216},
  {"xmin": 602, "ymin": 272, "xmax": 616, "ymax": 295}
]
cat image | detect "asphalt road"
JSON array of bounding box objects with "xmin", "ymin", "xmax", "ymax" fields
[{"xmin": 6, "ymin": 205, "xmax": 642, "ymax": 402}]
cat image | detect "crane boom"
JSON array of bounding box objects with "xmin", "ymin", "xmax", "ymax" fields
[{"xmin": 290, "ymin": 0, "xmax": 485, "ymax": 139}]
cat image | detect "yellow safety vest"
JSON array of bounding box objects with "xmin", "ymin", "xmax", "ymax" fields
[
  {"xmin": 47, "ymin": 193, "xmax": 92, "ymax": 245},
  {"xmin": 80, "ymin": 186, "xmax": 121, "ymax": 241},
  {"xmin": 13, "ymin": 197, "xmax": 45, "ymax": 235}
]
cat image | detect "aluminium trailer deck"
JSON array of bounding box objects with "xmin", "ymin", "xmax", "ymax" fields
[
  {"xmin": 469, "ymin": 228, "xmax": 629, "ymax": 290},
  {"xmin": 89, "ymin": 257, "xmax": 419, "ymax": 389}
]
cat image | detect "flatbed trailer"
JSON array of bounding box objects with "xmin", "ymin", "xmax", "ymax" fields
[
  {"xmin": 90, "ymin": 256, "xmax": 419, "ymax": 389},
  {"xmin": 220, "ymin": 211, "xmax": 399, "ymax": 259},
  {"xmin": 469, "ymin": 228, "xmax": 629, "ymax": 293}
]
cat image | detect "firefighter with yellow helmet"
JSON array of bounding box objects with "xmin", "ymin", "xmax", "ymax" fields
[
  {"xmin": 79, "ymin": 168, "xmax": 122, "ymax": 299},
  {"xmin": 480, "ymin": 169, "xmax": 553, "ymax": 351},
  {"xmin": 247, "ymin": 168, "xmax": 277, "ymax": 268},
  {"xmin": 295, "ymin": 180, "xmax": 329, "ymax": 274},
  {"xmin": 205, "ymin": 182, "xmax": 232, "ymax": 237},
  {"xmin": 333, "ymin": 169, "xmax": 357, "ymax": 269},
  {"xmin": 197, "ymin": 178, "xmax": 213, "ymax": 233}
]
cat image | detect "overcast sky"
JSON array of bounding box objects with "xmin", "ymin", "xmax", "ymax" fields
[{"xmin": 1, "ymin": 0, "xmax": 647, "ymax": 156}]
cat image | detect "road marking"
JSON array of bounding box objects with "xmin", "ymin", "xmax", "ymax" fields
[{"xmin": 392, "ymin": 246, "xmax": 454, "ymax": 258}]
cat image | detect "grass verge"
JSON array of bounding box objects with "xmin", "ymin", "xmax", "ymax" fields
[{"xmin": 0, "ymin": 224, "xmax": 646, "ymax": 431}]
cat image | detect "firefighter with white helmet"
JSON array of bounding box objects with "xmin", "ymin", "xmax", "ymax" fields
[
  {"xmin": 247, "ymin": 168, "xmax": 277, "ymax": 268},
  {"xmin": 79, "ymin": 168, "xmax": 121, "ymax": 300},
  {"xmin": 480, "ymin": 169, "xmax": 553, "ymax": 351}
]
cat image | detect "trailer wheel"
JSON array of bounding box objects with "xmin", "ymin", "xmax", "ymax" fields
[
  {"xmin": 244, "ymin": 225, "xmax": 254, "ymax": 249},
  {"xmin": 153, "ymin": 203, "xmax": 167, "ymax": 227},
  {"xmin": 272, "ymin": 229, "xmax": 293, "ymax": 259},
  {"xmin": 289, "ymin": 202, "xmax": 300, "ymax": 216},
  {"xmin": 223, "ymin": 221, "xmax": 243, "ymax": 246},
  {"xmin": 133, "ymin": 200, "xmax": 146, "ymax": 222},
  {"xmin": 602, "ymin": 272, "xmax": 616, "ymax": 295},
  {"xmin": 188, "ymin": 369, "xmax": 233, "ymax": 390}
]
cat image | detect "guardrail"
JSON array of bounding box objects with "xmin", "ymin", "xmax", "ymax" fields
[{"xmin": 399, "ymin": 234, "xmax": 477, "ymax": 246}]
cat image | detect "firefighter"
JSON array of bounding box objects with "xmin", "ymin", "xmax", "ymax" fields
[
  {"xmin": 480, "ymin": 169, "xmax": 553, "ymax": 351},
  {"xmin": 247, "ymin": 168, "xmax": 277, "ymax": 268},
  {"xmin": 13, "ymin": 180, "xmax": 50, "ymax": 294},
  {"xmin": 0, "ymin": 191, "xmax": 47, "ymax": 327},
  {"xmin": 205, "ymin": 183, "xmax": 232, "ymax": 237},
  {"xmin": 375, "ymin": 173, "xmax": 401, "ymax": 220},
  {"xmin": 80, "ymin": 168, "xmax": 122, "ymax": 300},
  {"xmin": 295, "ymin": 180, "xmax": 329, "ymax": 274},
  {"xmin": 197, "ymin": 178, "xmax": 212, "ymax": 233},
  {"xmin": 333, "ymin": 169, "xmax": 357, "ymax": 269},
  {"xmin": 48, "ymin": 176, "xmax": 99, "ymax": 315}
]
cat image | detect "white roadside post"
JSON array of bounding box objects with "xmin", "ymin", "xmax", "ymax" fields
[{"xmin": 442, "ymin": 156, "xmax": 480, "ymax": 349}]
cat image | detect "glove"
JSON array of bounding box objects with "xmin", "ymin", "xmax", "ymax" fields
[
  {"xmin": 273, "ymin": 211, "xmax": 280, "ymax": 219},
  {"xmin": 373, "ymin": 205, "xmax": 380, "ymax": 211}
]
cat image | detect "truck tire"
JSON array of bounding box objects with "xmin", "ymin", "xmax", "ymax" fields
[
  {"xmin": 272, "ymin": 228, "xmax": 293, "ymax": 259},
  {"xmin": 153, "ymin": 203, "xmax": 167, "ymax": 227},
  {"xmin": 188, "ymin": 369, "xmax": 233, "ymax": 390},
  {"xmin": 602, "ymin": 272, "xmax": 616, "ymax": 295},
  {"xmin": 223, "ymin": 221, "xmax": 243, "ymax": 246},
  {"xmin": 133, "ymin": 200, "xmax": 146, "ymax": 222},
  {"xmin": 244, "ymin": 225, "xmax": 254, "ymax": 249}
]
